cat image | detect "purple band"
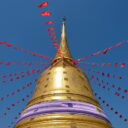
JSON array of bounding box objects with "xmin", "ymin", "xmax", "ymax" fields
[{"xmin": 17, "ymin": 100, "xmax": 111, "ymax": 124}]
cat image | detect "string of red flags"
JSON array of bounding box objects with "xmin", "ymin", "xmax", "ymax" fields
[
  {"xmin": 7, "ymin": 112, "xmax": 21, "ymax": 128},
  {"xmin": 0, "ymin": 42, "xmax": 53, "ymax": 60},
  {"xmin": 0, "ymin": 67, "xmax": 48, "ymax": 79},
  {"xmin": 1, "ymin": 66, "xmax": 49, "ymax": 83},
  {"xmin": 0, "ymin": 61, "xmax": 51, "ymax": 66},
  {"xmin": 75, "ymin": 41, "xmax": 126, "ymax": 61},
  {"xmin": 87, "ymin": 69, "xmax": 123, "ymax": 80},
  {"xmin": 94, "ymin": 93, "xmax": 128, "ymax": 122},
  {"xmin": 2, "ymin": 92, "xmax": 33, "ymax": 117},
  {"xmin": 37, "ymin": 1, "xmax": 60, "ymax": 51},
  {"xmin": 38, "ymin": 1, "xmax": 48, "ymax": 8},
  {"xmin": 0, "ymin": 82, "xmax": 33, "ymax": 102},
  {"xmin": 80, "ymin": 62, "xmax": 127, "ymax": 68},
  {"xmin": 88, "ymin": 73, "xmax": 127, "ymax": 99}
]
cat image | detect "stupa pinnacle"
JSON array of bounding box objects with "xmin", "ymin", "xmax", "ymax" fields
[{"xmin": 15, "ymin": 20, "xmax": 113, "ymax": 128}]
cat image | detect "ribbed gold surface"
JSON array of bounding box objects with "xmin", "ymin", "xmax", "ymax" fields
[{"xmin": 15, "ymin": 113, "xmax": 112, "ymax": 128}]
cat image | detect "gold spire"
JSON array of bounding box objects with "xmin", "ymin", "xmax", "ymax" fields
[
  {"xmin": 54, "ymin": 20, "xmax": 72, "ymax": 60},
  {"xmin": 14, "ymin": 20, "xmax": 113, "ymax": 128}
]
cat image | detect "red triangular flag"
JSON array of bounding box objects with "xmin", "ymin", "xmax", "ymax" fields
[
  {"xmin": 48, "ymin": 32, "xmax": 56, "ymax": 35},
  {"xmin": 44, "ymin": 21, "xmax": 53, "ymax": 24},
  {"xmin": 48, "ymin": 27, "xmax": 55, "ymax": 31},
  {"xmin": 38, "ymin": 2, "xmax": 48, "ymax": 8},
  {"xmin": 7, "ymin": 44, "xmax": 13, "ymax": 47},
  {"xmin": 103, "ymin": 48, "xmax": 109, "ymax": 54},
  {"xmin": 0, "ymin": 42, "xmax": 6, "ymax": 44},
  {"xmin": 41, "ymin": 11, "xmax": 51, "ymax": 16},
  {"xmin": 120, "ymin": 63, "xmax": 126, "ymax": 68},
  {"xmin": 50, "ymin": 36, "xmax": 57, "ymax": 39},
  {"xmin": 52, "ymin": 40, "xmax": 58, "ymax": 44}
]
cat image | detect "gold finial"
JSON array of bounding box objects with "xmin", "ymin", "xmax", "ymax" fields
[{"xmin": 54, "ymin": 18, "xmax": 72, "ymax": 60}]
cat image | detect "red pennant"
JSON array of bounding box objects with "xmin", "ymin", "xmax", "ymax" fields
[
  {"xmin": 115, "ymin": 42, "xmax": 123, "ymax": 47},
  {"xmin": 48, "ymin": 32, "xmax": 56, "ymax": 35},
  {"xmin": 52, "ymin": 40, "xmax": 58, "ymax": 44},
  {"xmin": 108, "ymin": 63, "xmax": 111, "ymax": 66},
  {"xmin": 41, "ymin": 11, "xmax": 51, "ymax": 16},
  {"xmin": 50, "ymin": 36, "xmax": 57, "ymax": 39},
  {"xmin": 53, "ymin": 43, "xmax": 58, "ymax": 46},
  {"xmin": 103, "ymin": 48, "xmax": 109, "ymax": 54},
  {"xmin": 102, "ymin": 72, "xmax": 105, "ymax": 76},
  {"xmin": 102, "ymin": 63, "xmax": 106, "ymax": 66},
  {"xmin": 0, "ymin": 42, "xmax": 6, "ymax": 44},
  {"xmin": 38, "ymin": 2, "xmax": 48, "ymax": 8},
  {"xmin": 114, "ymin": 63, "xmax": 118, "ymax": 67},
  {"xmin": 7, "ymin": 44, "xmax": 13, "ymax": 47},
  {"xmin": 120, "ymin": 63, "xmax": 126, "ymax": 68},
  {"xmin": 44, "ymin": 21, "xmax": 53, "ymax": 24},
  {"xmin": 48, "ymin": 27, "xmax": 55, "ymax": 31},
  {"xmin": 13, "ymin": 46, "xmax": 20, "ymax": 48}
]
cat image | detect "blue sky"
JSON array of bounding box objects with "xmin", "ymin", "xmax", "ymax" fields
[{"xmin": 0, "ymin": 0, "xmax": 128, "ymax": 127}]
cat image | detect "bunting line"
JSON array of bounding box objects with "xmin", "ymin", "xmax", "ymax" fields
[
  {"xmin": 87, "ymin": 69, "xmax": 123, "ymax": 80},
  {"xmin": 2, "ymin": 92, "xmax": 33, "ymax": 117},
  {"xmin": 75, "ymin": 41, "xmax": 127, "ymax": 61},
  {"xmin": 80, "ymin": 62, "xmax": 127, "ymax": 68},
  {"xmin": 94, "ymin": 93, "xmax": 128, "ymax": 122},
  {"xmin": 0, "ymin": 61, "xmax": 51, "ymax": 66},
  {"xmin": 37, "ymin": 1, "xmax": 60, "ymax": 51},
  {"xmin": 0, "ymin": 42, "xmax": 53, "ymax": 60},
  {"xmin": 0, "ymin": 82, "xmax": 33, "ymax": 102},
  {"xmin": 1, "ymin": 67, "xmax": 49, "ymax": 79},
  {"xmin": 88, "ymin": 73, "xmax": 127, "ymax": 99},
  {"xmin": 1, "ymin": 66, "xmax": 49, "ymax": 83},
  {"xmin": 7, "ymin": 112, "xmax": 21, "ymax": 128}
]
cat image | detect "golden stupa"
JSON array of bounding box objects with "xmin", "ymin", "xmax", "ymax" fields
[{"xmin": 15, "ymin": 20, "xmax": 113, "ymax": 128}]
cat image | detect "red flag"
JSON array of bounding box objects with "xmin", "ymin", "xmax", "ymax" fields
[
  {"xmin": 108, "ymin": 63, "xmax": 111, "ymax": 66},
  {"xmin": 13, "ymin": 46, "xmax": 20, "ymax": 49},
  {"xmin": 102, "ymin": 72, "xmax": 105, "ymax": 76},
  {"xmin": 120, "ymin": 63, "xmax": 126, "ymax": 68},
  {"xmin": 50, "ymin": 36, "xmax": 57, "ymax": 39},
  {"xmin": 48, "ymin": 32, "xmax": 56, "ymax": 35},
  {"xmin": 95, "ymin": 51, "xmax": 102, "ymax": 55},
  {"xmin": 0, "ymin": 42, "xmax": 6, "ymax": 44},
  {"xmin": 38, "ymin": 2, "xmax": 48, "ymax": 8},
  {"xmin": 41, "ymin": 11, "xmax": 51, "ymax": 16},
  {"xmin": 20, "ymin": 48, "xmax": 25, "ymax": 51},
  {"xmin": 6, "ymin": 62, "xmax": 11, "ymax": 65},
  {"xmin": 7, "ymin": 44, "xmax": 13, "ymax": 47},
  {"xmin": 107, "ymin": 73, "xmax": 110, "ymax": 77},
  {"xmin": 102, "ymin": 63, "xmax": 106, "ymax": 66},
  {"xmin": 52, "ymin": 40, "xmax": 58, "ymax": 44},
  {"xmin": 114, "ymin": 63, "xmax": 118, "ymax": 67},
  {"xmin": 53, "ymin": 43, "xmax": 58, "ymax": 46},
  {"xmin": 44, "ymin": 21, "xmax": 53, "ymax": 24},
  {"xmin": 103, "ymin": 48, "xmax": 109, "ymax": 54},
  {"xmin": 115, "ymin": 42, "xmax": 123, "ymax": 47},
  {"xmin": 48, "ymin": 27, "xmax": 55, "ymax": 31}
]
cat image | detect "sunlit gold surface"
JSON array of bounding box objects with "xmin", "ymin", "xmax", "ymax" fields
[
  {"xmin": 54, "ymin": 22, "xmax": 72, "ymax": 59},
  {"xmin": 26, "ymin": 58, "xmax": 100, "ymax": 108},
  {"xmin": 15, "ymin": 113, "xmax": 112, "ymax": 128},
  {"xmin": 15, "ymin": 22, "xmax": 113, "ymax": 128}
]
